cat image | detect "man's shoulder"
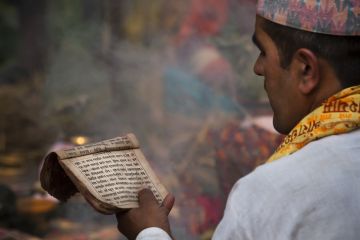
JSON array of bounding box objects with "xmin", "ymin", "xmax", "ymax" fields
[
  {"xmin": 227, "ymin": 129, "xmax": 360, "ymax": 217},
  {"xmin": 238, "ymin": 129, "xmax": 360, "ymax": 192},
  {"xmin": 248, "ymin": 130, "xmax": 360, "ymax": 178},
  {"xmin": 221, "ymin": 130, "xmax": 360, "ymax": 239}
]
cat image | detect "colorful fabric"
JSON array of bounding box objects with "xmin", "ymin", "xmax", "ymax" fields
[
  {"xmin": 208, "ymin": 122, "xmax": 283, "ymax": 195},
  {"xmin": 267, "ymin": 85, "xmax": 360, "ymax": 163},
  {"xmin": 175, "ymin": 0, "xmax": 229, "ymax": 44},
  {"xmin": 257, "ymin": 0, "xmax": 360, "ymax": 36}
]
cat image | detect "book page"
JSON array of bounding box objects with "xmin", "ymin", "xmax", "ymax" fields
[
  {"xmin": 57, "ymin": 134, "xmax": 139, "ymax": 160},
  {"xmin": 61, "ymin": 149, "xmax": 167, "ymax": 209}
]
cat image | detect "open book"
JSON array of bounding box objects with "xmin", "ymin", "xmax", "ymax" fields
[{"xmin": 40, "ymin": 133, "xmax": 168, "ymax": 214}]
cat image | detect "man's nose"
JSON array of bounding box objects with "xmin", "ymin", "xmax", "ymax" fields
[{"xmin": 253, "ymin": 57, "xmax": 263, "ymax": 76}]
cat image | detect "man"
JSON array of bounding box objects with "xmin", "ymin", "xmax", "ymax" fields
[{"xmin": 116, "ymin": 0, "xmax": 360, "ymax": 239}]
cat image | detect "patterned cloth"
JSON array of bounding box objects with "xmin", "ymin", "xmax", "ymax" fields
[
  {"xmin": 268, "ymin": 85, "xmax": 360, "ymax": 163},
  {"xmin": 208, "ymin": 123, "xmax": 283, "ymax": 195},
  {"xmin": 257, "ymin": 0, "xmax": 360, "ymax": 36}
]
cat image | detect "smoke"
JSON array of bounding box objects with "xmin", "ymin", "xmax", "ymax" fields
[{"xmin": 12, "ymin": 0, "xmax": 278, "ymax": 237}]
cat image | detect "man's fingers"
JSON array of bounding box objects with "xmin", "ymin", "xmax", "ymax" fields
[
  {"xmin": 161, "ymin": 194, "xmax": 175, "ymax": 215},
  {"xmin": 138, "ymin": 189, "xmax": 175, "ymax": 215},
  {"xmin": 138, "ymin": 188, "xmax": 158, "ymax": 207},
  {"xmin": 115, "ymin": 209, "xmax": 130, "ymax": 221},
  {"xmin": 116, "ymin": 189, "xmax": 173, "ymax": 238}
]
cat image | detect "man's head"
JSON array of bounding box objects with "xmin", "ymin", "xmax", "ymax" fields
[{"xmin": 253, "ymin": 0, "xmax": 360, "ymax": 134}]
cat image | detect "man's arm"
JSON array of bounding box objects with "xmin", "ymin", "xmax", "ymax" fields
[{"xmin": 116, "ymin": 189, "xmax": 175, "ymax": 240}]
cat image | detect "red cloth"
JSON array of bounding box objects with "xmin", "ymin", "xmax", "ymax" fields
[
  {"xmin": 176, "ymin": 0, "xmax": 229, "ymax": 44},
  {"xmin": 196, "ymin": 195, "xmax": 223, "ymax": 232}
]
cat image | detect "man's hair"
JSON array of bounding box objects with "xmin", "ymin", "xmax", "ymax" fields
[{"xmin": 261, "ymin": 19, "xmax": 360, "ymax": 88}]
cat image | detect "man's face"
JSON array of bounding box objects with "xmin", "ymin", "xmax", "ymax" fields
[{"xmin": 252, "ymin": 16, "xmax": 302, "ymax": 134}]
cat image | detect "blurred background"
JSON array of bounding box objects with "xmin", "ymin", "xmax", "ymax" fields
[{"xmin": 0, "ymin": 0, "xmax": 283, "ymax": 239}]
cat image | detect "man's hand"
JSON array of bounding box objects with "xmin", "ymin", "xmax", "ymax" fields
[{"xmin": 116, "ymin": 189, "xmax": 175, "ymax": 240}]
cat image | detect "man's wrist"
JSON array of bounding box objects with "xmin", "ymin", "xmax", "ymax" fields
[{"xmin": 136, "ymin": 227, "xmax": 172, "ymax": 240}]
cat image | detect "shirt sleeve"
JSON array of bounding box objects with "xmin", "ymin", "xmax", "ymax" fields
[
  {"xmin": 212, "ymin": 180, "xmax": 251, "ymax": 240},
  {"xmin": 136, "ymin": 227, "xmax": 172, "ymax": 240},
  {"xmin": 212, "ymin": 165, "xmax": 277, "ymax": 240}
]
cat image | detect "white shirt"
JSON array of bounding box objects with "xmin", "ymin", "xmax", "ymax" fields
[{"xmin": 137, "ymin": 129, "xmax": 360, "ymax": 240}]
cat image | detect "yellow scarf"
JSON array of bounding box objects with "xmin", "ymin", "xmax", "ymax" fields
[{"xmin": 267, "ymin": 85, "xmax": 360, "ymax": 163}]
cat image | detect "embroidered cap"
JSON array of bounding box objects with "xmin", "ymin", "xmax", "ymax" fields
[{"xmin": 256, "ymin": 0, "xmax": 360, "ymax": 36}]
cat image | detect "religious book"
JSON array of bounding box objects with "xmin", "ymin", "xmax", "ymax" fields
[{"xmin": 40, "ymin": 133, "xmax": 168, "ymax": 214}]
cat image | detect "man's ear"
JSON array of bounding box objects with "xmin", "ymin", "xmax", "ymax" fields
[{"xmin": 292, "ymin": 48, "xmax": 320, "ymax": 95}]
